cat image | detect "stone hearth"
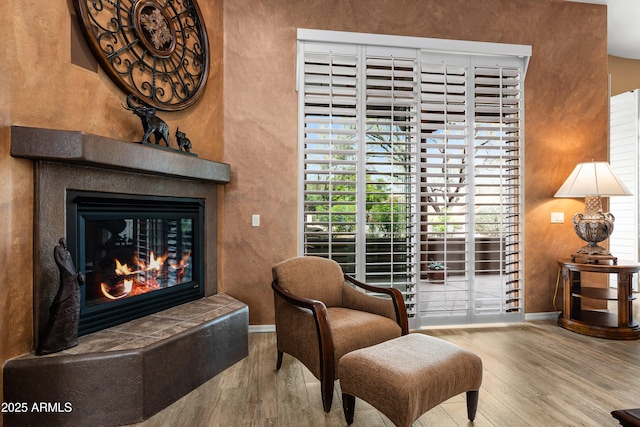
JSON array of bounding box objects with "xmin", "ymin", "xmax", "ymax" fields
[{"xmin": 4, "ymin": 293, "xmax": 248, "ymax": 426}]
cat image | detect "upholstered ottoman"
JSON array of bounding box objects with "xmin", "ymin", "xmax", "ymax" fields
[{"xmin": 338, "ymin": 333, "xmax": 482, "ymax": 427}]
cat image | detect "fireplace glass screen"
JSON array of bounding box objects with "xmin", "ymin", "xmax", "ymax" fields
[
  {"xmin": 67, "ymin": 191, "xmax": 204, "ymax": 335},
  {"xmin": 84, "ymin": 217, "xmax": 194, "ymax": 306}
]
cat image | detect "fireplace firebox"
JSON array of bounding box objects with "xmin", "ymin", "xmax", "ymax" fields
[{"xmin": 67, "ymin": 191, "xmax": 205, "ymax": 335}]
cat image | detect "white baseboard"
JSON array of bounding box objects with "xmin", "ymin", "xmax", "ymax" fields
[
  {"xmin": 249, "ymin": 324, "xmax": 276, "ymax": 333},
  {"xmin": 249, "ymin": 313, "xmax": 558, "ymax": 334},
  {"xmin": 525, "ymin": 311, "xmax": 560, "ymax": 321}
]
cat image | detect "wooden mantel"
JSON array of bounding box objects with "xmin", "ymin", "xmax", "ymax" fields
[{"xmin": 10, "ymin": 126, "xmax": 231, "ymax": 183}]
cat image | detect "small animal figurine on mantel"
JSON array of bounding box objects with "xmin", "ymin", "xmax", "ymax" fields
[
  {"xmin": 175, "ymin": 127, "xmax": 192, "ymax": 153},
  {"xmin": 36, "ymin": 238, "xmax": 84, "ymax": 356}
]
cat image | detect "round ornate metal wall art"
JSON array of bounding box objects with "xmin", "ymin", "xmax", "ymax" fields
[{"xmin": 73, "ymin": 0, "xmax": 210, "ymax": 111}]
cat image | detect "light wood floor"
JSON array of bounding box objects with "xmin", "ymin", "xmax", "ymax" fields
[{"xmin": 131, "ymin": 320, "xmax": 640, "ymax": 427}]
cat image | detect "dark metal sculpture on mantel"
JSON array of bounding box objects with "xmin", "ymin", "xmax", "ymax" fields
[
  {"xmin": 124, "ymin": 94, "xmax": 171, "ymax": 147},
  {"xmin": 36, "ymin": 238, "xmax": 84, "ymax": 355},
  {"xmin": 175, "ymin": 128, "xmax": 192, "ymax": 153},
  {"xmin": 123, "ymin": 94, "xmax": 197, "ymax": 156}
]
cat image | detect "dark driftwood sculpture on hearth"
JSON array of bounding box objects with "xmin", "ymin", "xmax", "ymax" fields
[{"xmin": 36, "ymin": 238, "xmax": 84, "ymax": 355}]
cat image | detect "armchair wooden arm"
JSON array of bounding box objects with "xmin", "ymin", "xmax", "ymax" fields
[
  {"xmin": 344, "ymin": 275, "xmax": 409, "ymax": 335},
  {"xmin": 271, "ymin": 278, "xmax": 327, "ymax": 313},
  {"xmin": 271, "ymin": 279, "xmax": 336, "ymax": 412}
]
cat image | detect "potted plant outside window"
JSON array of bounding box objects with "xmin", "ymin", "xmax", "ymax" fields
[{"xmin": 427, "ymin": 260, "xmax": 445, "ymax": 282}]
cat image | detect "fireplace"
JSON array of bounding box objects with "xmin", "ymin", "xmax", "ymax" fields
[
  {"xmin": 5, "ymin": 127, "xmax": 249, "ymax": 426},
  {"xmin": 8, "ymin": 126, "xmax": 229, "ymax": 340},
  {"xmin": 67, "ymin": 191, "xmax": 205, "ymax": 335}
]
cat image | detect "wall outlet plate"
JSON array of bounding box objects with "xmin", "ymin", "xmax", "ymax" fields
[{"xmin": 551, "ymin": 212, "xmax": 564, "ymax": 224}]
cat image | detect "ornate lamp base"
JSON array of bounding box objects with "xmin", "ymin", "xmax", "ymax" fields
[
  {"xmin": 570, "ymin": 195, "xmax": 617, "ymax": 264},
  {"xmin": 575, "ymin": 242, "xmax": 611, "ymax": 256}
]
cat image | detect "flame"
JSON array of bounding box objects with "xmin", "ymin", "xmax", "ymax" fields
[
  {"xmin": 100, "ymin": 278, "xmax": 133, "ymax": 300},
  {"xmin": 124, "ymin": 279, "xmax": 133, "ymax": 293},
  {"xmin": 101, "ymin": 251, "xmax": 181, "ymax": 301},
  {"xmin": 169, "ymin": 251, "xmax": 191, "ymax": 270},
  {"xmin": 105, "ymin": 252, "xmax": 172, "ymax": 280},
  {"xmin": 136, "ymin": 251, "xmax": 168, "ymax": 271},
  {"xmin": 169, "ymin": 251, "xmax": 191, "ymax": 283},
  {"xmin": 148, "ymin": 251, "xmax": 168, "ymax": 271},
  {"xmin": 115, "ymin": 259, "xmax": 134, "ymax": 275}
]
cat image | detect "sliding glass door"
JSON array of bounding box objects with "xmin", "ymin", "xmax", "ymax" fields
[{"xmin": 298, "ymin": 30, "xmax": 528, "ymax": 326}]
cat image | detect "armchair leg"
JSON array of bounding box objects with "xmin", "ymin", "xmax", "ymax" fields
[
  {"xmin": 342, "ymin": 393, "xmax": 355, "ymax": 424},
  {"xmin": 466, "ymin": 390, "xmax": 479, "ymax": 421},
  {"xmin": 276, "ymin": 350, "xmax": 283, "ymax": 370},
  {"xmin": 320, "ymin": 353, "xmax": 335, "ymax": 412},
  {"xmin": 321, "ymin": 379, "xmax": 334, "ymax": 413}
]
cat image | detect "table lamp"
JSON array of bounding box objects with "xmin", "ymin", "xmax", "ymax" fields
[{"xmin": 554, "ymin": 161, "xmax": 631, "ymax": 262}]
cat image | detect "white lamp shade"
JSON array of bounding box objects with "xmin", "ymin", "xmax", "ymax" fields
[{"xmin": 554, "ymin": 161, "xmax": 632, "ymax": 197}]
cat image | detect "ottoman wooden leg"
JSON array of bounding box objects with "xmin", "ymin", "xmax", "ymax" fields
[
  {"xmin": 342, "ymin": 393, "xmax": 355, "ymax": 424},
  {"xmin": 467, "ymin": 390, "xmax": 479, "ymax": 421}
]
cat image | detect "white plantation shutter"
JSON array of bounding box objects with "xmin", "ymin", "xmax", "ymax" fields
[
  {"xmin": 301, "ymin": 45, "xmax": 359, "ymax": 274},
  {"xmin": 472, "ymin": 58, "xmax": 524, "ymax": 318},
  {"xmin": 298, "ymin": 30, "xmax": 529, "ymax": 326},
  {"xmin": 419, "ymin": 54, "xmax": 471, "ymax": 321},
  {"xmin": 364, "ymin": 49, "xmax": 419, "ymax": 316},
  {"xmin": 609, "ymin": 90, "xmax": 639, "ymax": 290}
]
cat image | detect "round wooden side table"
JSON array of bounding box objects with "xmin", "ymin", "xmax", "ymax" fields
[{"xmin": 557, "ymin": 259, "xmax": 640, "ymax": 340}]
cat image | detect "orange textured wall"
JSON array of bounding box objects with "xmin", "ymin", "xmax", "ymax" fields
[
  {"xmin": 0, "ymin": 0, "xmax": 609, "ymax": 381},
  {"xmin": 221, "ymin": 0, "xmax": 609, "ymax": 324}
]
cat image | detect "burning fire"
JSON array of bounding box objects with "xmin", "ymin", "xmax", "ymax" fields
[
  {"xmin": 169, "ymin": 251, "xmax": 191, "ymax": 281},
  {"xmin": 137, "ymin": 251, "xmax": 169, "ymax": 272},
  {"xmin": 115, "ymin": 259, "xmax": 134, "ymax": 275},
  {"xmin": 100, "ymin": 251, "xmax": 190, "ymax": 300},
  {"xmin": 169, "ymin": 251, "xmax": 191, "ymax": 270},
  {"xmin": 101, "ymin": 279, "xmax": 133, "ymax": 300}
]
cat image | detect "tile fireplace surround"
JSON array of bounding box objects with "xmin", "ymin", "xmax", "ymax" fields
[{"xmin": 3, "ymin": 126, "xmax": 249, "ymax": 426}]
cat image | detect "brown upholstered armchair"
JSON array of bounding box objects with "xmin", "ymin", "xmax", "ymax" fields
[{"xmin": 271, "ymin": 256, "xmax": 409, "ymax": 412}]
